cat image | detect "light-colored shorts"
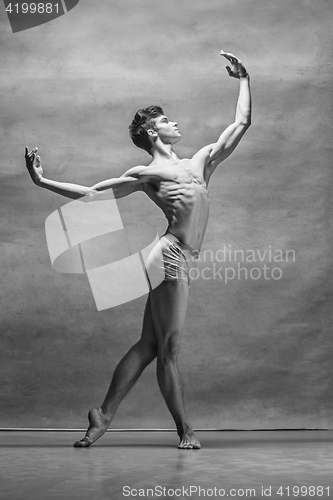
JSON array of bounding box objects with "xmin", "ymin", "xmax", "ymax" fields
[{"xmin": 144, "ymin": 232, "xmax": 198, "ymax": 289}]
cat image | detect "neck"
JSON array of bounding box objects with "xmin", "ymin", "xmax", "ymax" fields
[{"xmin": 150, "ymin": 142, "xmax": 178, "ymax": 164}]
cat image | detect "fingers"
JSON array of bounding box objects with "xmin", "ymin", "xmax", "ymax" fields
[
  {"xmin": 25, "ymin": 146, "xmax": 38, "ymax": 158},
  {"xmin": 221, "ymin": 51, "xmax": 238, "ymax": 61},
  {"xmin": 220, "ymin": 50, "xmax": 241, "ymax": 64},
  {"xmin": 225, "ymin": 65, "xmax": 232, "ymax": 77}
]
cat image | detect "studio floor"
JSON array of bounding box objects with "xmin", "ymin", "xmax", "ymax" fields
[{"xmin": 1, "ymin": 430, "xmax": 333, "ymax": 500}]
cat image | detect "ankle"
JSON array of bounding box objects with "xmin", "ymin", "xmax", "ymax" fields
[
  {"xmin": 178, "ymin": 422, "xmax": 193, "ymax": 436},
  {"xmin": 100, "ymin": 406, "xmax": 112, "ymax": 422}
]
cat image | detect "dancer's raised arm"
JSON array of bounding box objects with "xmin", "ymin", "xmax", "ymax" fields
[
  {"xmin": 193, "ymin": 51, "xmax": 251, "ymax": 182},
  {"xmin": 24, "ymin": 146, "xmax": 145, "ymax": 200}
]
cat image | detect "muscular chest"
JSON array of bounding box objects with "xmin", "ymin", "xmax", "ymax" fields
[
  {"xmin": 142, "ymin": 159, "xmax": 207, "ymax": 204},
  {"xmin": 147, "ymin": 160, "xmax": 203, "ymax": 188}
]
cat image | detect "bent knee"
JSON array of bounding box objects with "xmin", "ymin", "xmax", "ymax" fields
[
  {"xmin": 157, "ymin": 353, "xmax": 179, "ymax": 365},
  {"xmin": 157, "ymin": 340, "xmax": 181, "ymax": 363}
]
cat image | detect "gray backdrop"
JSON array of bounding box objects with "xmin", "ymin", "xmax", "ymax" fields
[{"xmin": 1, "ymin": 0, "xmax": 332, "ymax": 428}]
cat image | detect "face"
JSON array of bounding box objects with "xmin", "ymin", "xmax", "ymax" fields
[{"xmin": 150, "ymin": 115, "xmax": 181, "ymax": 146}]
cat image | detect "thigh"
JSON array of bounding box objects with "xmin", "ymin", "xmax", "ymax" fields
[
  {"xmin": 139, "ymin": 294, "xmax": 157, "ymax": 349},
  {"xmin": 150, "ymin": 280, "xmax": 189, "ymax": 352}
]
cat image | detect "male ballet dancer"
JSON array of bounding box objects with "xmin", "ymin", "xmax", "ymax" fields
[{"xmin": 25, "ymin": 51, "xmax": 251, "ymax": 449}]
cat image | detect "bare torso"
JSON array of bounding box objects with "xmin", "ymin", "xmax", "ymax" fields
[{"xmin": 140, "ymin": 158, "xmax": 210, "ymax": 252}]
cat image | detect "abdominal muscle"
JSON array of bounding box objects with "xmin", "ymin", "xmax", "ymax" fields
[{"xmin": 152, "ymin": 177, "xmax": 210, "ymax": 253}]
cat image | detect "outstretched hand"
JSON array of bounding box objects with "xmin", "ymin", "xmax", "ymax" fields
[
  {"xmin": 220, "ymin": 50, "xmax": 248, "ymax": 78},
  {"xmin": 25, "ymin": 146, "xmax": 43, "ymax": 185}
]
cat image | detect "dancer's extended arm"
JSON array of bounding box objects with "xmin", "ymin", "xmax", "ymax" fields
[
  {"xmin": 24, "ymin": 146, "xmax": 145, "ymax": 200},
  {"xmin": 193, "ymin": 51, "xmax": 251, "ymax": 181}
]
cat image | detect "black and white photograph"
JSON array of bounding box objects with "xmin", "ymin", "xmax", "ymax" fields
[{"xmin": 1, "ymin": 0, "xmax": 333, "ymax": 498}]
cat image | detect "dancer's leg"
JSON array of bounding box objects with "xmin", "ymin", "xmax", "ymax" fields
[
  {"xmin": 150, "ymin": 280, "xmax": 201, "ymax": 449},
  {"xmin": 74, "ymin": 295, "xmax": 157, "ymax": 447}
]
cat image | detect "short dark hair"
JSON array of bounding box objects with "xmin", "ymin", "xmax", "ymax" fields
[{"xmin": 129, "ymin": 106, "xmax": 164, "ymax": 155}]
